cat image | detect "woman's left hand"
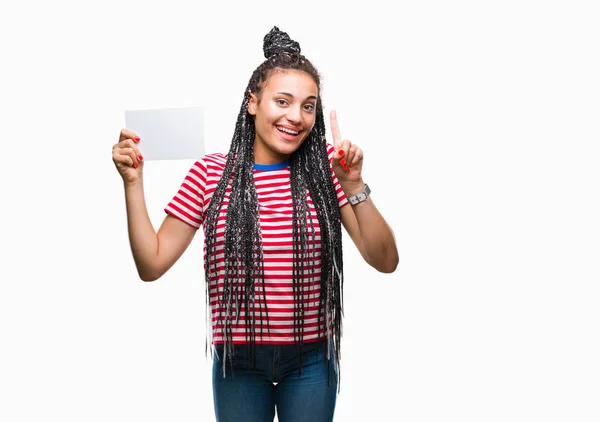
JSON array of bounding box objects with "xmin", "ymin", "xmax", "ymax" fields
[{"xmin": 330, "ymin": 110, "xmax": 364, "ymax": 191}]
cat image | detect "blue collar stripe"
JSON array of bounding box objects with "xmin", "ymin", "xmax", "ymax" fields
[{"xmin": 254, "ymin": 161, "xmax": 290, "ymax": 171}]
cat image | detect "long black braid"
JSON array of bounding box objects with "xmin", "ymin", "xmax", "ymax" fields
[{"xmin": 204, "ymin": 26, "xmax": 344, "ymax": 389}]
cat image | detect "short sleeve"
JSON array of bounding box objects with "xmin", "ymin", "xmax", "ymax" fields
[
  {"xmin": 326, "ymin": 144, "xmax": 349, "ymax": 208},
  {"xmin": 164, "ymin": 159, "xmax": 207, "ymax": 229}
]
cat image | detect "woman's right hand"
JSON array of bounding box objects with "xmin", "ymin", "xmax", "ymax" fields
[{"xmin": 112, "ymin": 129, "xmax": 144, "ymax": 185}]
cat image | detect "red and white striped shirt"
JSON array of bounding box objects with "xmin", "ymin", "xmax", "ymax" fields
[{"xmin": 165, "ymin": 144, "xmax": 348, "ymax": 344}]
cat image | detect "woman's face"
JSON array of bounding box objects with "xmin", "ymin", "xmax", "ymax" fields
[{"xmin": 248, "ymin": 69, "xmax": 318, "ymax": 165}]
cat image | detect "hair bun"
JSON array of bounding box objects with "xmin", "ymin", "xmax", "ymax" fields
[{"xmin": 263, "ymin": 26, "xmax": 301, "ymax": 59}]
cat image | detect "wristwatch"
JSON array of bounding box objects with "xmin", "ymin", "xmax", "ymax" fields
[{"xmin": 347, "ymin": 184, "xmax": 371, "ymax": 206}]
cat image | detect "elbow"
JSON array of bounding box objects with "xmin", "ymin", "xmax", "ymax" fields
[
  {"xmin": 374, "ymin": 250, "xmax": 399, "ymax": 274},
  {"xmin": 138, "ymin": 267, "xmax": 161, "ymax": 282},
  {"xmin": 364, "ymin": 238, "xmax": 399, "ymax": 274},
  {"xmin": 357, "ymin": 237, "xmax": 400, "ymax": 273},
  {"xmin": 378, "ymin": 257, "xmax": 399, "ymax": 274},
  {"xmin": 367, "ymin": 254, "xmax": 399, "ymax": 274},
  {"xmin": 139, "ymin": 272, "xmax": 158, "ymax": 282}
]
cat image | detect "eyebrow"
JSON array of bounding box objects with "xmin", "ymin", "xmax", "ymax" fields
[{"xmin": 276, "ymin": 92, "xmax": 318, "ymax": 101}]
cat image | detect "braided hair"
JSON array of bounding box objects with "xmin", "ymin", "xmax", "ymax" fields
[{"xmin": 204, "ymin": 26, "xmax": 344, "ymax": 388}]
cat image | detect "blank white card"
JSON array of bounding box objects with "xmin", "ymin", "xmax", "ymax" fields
[{"xmin": 124, "ymin": 106, "xmax": 205, "ymax": 161}]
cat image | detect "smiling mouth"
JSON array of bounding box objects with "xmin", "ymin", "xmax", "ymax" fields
[{"xmin": 276, "ymin": 125, "xmax": 300, "ymax": 135}]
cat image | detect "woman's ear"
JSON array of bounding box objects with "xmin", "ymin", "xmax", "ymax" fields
[{"xmin": 248, "ymin": 93, "xmax": 258, "ymax": 115}]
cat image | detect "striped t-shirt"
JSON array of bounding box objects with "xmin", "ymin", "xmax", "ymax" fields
[{"xmin": 164, "ymin": 144, "xmax": 348, "ymax": 344}]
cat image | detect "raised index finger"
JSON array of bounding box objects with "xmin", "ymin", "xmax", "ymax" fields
[{"xmin": 330, "ymin": 110, "xmax": 342, "ymax": 147}]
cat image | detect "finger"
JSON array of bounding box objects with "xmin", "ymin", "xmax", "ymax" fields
[
  {"xmin": 120, "ymin": 128, "xmax": 141, "ymax": 143},
  {"xmin": 330, "ymin": 110, "xmax": 342, "ymax": 148},
  {"xmin": 337, "ymin": 140, "xmax": 351, "ymax": 170},
  {"xmin": 345, "ymin": 144, "xmax": 358, "ymax": 168},
  {"xmin": 118, "ymin": 147, "xmax": 140, "ymax": 168},
  {"xmin": 113, "ymin": 154, "xmax": 134, "ymax": 168},
  {"xmin": 342, "ymin": 143, "xmax": 356, "ymax": 171},
  {"xmin": 351, "ymin": 147, "xmax": 363, "ymax": 166},
  {"xmin": 119, "ymin": 139, "xmax": 144, "ymax": 162}
]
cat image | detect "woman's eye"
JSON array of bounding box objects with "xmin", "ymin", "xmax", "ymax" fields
[
  {"xmin": 304, "ymin": 104, "xmax": 315, "ymax": 112},
  {"xmin": 276, "ymin": 99, "xmax": 288, "ymax": 106}
]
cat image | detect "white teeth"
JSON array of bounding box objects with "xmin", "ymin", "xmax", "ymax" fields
[{"xmin": 277, "ymin": 126, "xmax": 299, "ymax": 135}]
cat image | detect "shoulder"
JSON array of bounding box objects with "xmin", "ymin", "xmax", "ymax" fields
[
  {"xmin": 180, "ymin": 152, "xmax": 228, "ymax": 188},
  {"xmin": 201, "ymin": 152, "xmax": 228, "ymax": 168},
  {"xmin": 189, "ymin": 152, "xmax": 228, "ymax": 176}
]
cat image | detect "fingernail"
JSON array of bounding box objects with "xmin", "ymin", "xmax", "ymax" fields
[
  {"xmin": 340, "ymin": 158, "xmax": 346, "ymax": 165},
  {"xmin": 338, "ymin": 150, "xmax": 344, "ymax": 156},
  {"xmin": 343, "ymin": 165, "xmax": 349, "ymax": 171},
  {"xmin": 135, "ymin": 163, "xmax": 139, "ymax": 168},
  {"xmin": 138, "ymin": 155, "xmax": 143, "ymax": 161},
  {"xmin": 135, "ymin": 137, "xmax": 140, "ymax": 142},
  {"xmin": 349, "ymin": 164, "xmax": 353, "ymax": 168}
]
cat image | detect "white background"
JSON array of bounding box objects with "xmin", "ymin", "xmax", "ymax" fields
[{"xmin": 1, "ymin": 0, "xmax": 599, "ymax": 421}]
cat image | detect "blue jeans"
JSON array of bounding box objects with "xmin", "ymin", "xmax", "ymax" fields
[{"xmin": 212, "ymin": 340, "xmax": 338, "ymax": 422}]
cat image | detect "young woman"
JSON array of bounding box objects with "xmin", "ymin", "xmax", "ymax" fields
[{"xmin": 112, "ymin": 26, "xmax": 398, "ymax": 422}]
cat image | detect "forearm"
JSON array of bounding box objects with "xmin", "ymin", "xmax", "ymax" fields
[
  {"xmin": 124, "ymin": 178, "xmax": 159, "ymax": 281},
  {"xmin": 342, "ymin": 181, "xmax": 399, "ymax": 273}
]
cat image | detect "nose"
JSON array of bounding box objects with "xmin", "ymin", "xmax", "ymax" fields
[{"xmin": 285, "ymin": 106, "xmax": 302, "ymax": 125}]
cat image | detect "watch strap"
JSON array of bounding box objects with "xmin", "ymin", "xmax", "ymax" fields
[{"xmin": 347, "ymin": 184, "xmax": 371, "ymax": 205}]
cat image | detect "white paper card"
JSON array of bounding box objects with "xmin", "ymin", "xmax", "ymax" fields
[{"xmin": 124, "ymin": 106, "xmax": 205, "ymax": 161}]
